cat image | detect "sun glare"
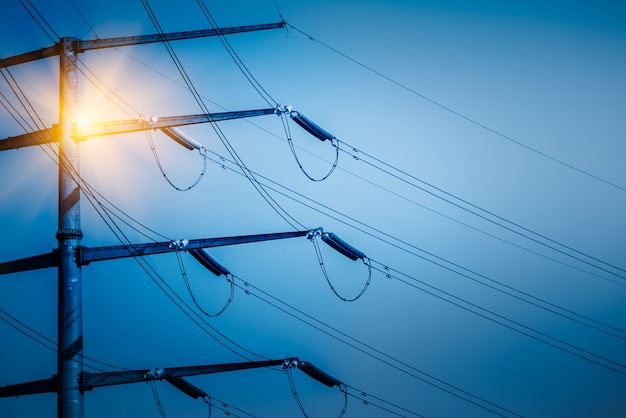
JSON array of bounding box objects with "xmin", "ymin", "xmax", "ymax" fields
[{"xmin": 76, "ymin": 115, "xmax": 91, "ymax": 136}]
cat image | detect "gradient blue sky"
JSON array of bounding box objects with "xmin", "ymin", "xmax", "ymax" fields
[{"xmin": 1, "ymin": 1, "xmax": 625, "ymax": 417}]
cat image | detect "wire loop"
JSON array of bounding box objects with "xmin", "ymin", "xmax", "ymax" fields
[
  {"xmin": 311, "ymin": 235, "xmax": 371, "ymax": 302},
  {"xmin": 146, "ymin": 130, "xmax": 208, "ymax": 191},
  {"xmin": 285, "ymin": 363, "xmax": 348, "ymax": 417},
  {"xmin": 281, "ymin": 113, "xmax": 339, "ymax": 182},
  {"xmin": 176, "ymin": 251, "xmax": 234, "ymax": 317}
]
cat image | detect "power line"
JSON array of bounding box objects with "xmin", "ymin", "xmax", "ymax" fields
[
  {"xmin": 0, "ymin": 111, "xmax": 269, "ymax": 366},
  {"xmin": 175, "ymin": 250, "xmax": 235, "ymax": 317},
  {"xmin": 2, "ymin": 268, "xmax": 430, "ymax": 418},
  {"xmin": 285, "ymin": 23, "xmax": 626, "ymax": 193},
  {"xmin": 344, "ymin": 384, "xmax": 426, "ymax": 417},
  {"xmin": 205, "ymin": 395, "xmax": 257, "ymax": 418},
  {"xmin": 0, "ymin": 82, "xmax": 282, "ymax": 414},
  {"xmin": 0, "ymin": 89, "xmax": 34, "ymax": 132},
  {"xmin": 18, "ymin": 0, "xmax": 59, "ymax": 42},
  {"xmin": 0, "ymin": 308, "xmax": 260, "ymax": 417},
  {"xmin": 74, "ymin": 57, "xmax": 140, "ymax": 118},
  {"xmin": 0, "ymin": 4, "xmax": 298, "ymax": 367},
  {"xmin": 0, "ymin": 308, "xmax": 129, "ymax": 373},
  {"xmin": 195, "ymin": 148, "xmax": 626, "ymax": 373},
  {"xmin": 285, "ymin": 365, "xmax": 348, "ymax": 418},
  {"xmin": 149, "ymin": 381, "xmax": 168, "ymax": 418},
  {"xmin": 311, "ymin": 234, "xmax": 372, "ymax": 302},
  {"xmin": 78, "ymin": 177, "xmax": 271, "ymax": 363},
  {"xmin": 73, "ymin": 10, "xmax": 621, "ymax": 287},
  {"xmin": 6, "ymin": 128, "xmax": 534, "ymax": 414},
  {"xmin": 140, "ymin": 0, "xmax": 305, "ymax": 230},
  {"xmin": 89, "ymin": 45, "xmax": 623, "ymax": 289},
  {"xmin": 2, "ymin": 4, "xmax": 622, "ymax": 417},
  {"xmin": 271, "ymin": 0, "xmax": 285, "ymax": 22},
  {"xmin": 3, "ymin": 86, "xmax": 620, "ymax": 396},
  {"xmin": 96, "ymin": 39, "xmax": 625, "ymax": 287},
  {"xmin": 198, "ymin": 146, "xmax": 626, "ymax": 339},
  {"xmin": 1, "ymin": 5, "xmax": 334, "ymax": 417},
  {"xmin": 145, "ymin": 129, "xmax": 209, "ymax": 191},
  {"xmin": 337, "ymin": 140, "xmax": 626, "ymax": 282},
  {"xmin": 12, "ymin": 0, "xmax": 625, "ymax": 292},
  {"xmin": 229, "ymin": 275, "xmax": 518, "ymax": 417},
  {"xmin": 0, "ymin": 65, "xmax": 47, "ymax": 132},
  {"xmin": 196, "ymin": 0, "xmax": 278, "ymax": 107},
  {"xmin": 281, "ymin": 111, "xmax": 340, "ymax": 181},
  {"xmin": 68, "ymin": 0, "xmax": 98, "ymax": 38},
  {"xmin": 366, "ymin": 261, "xmax": 626, "ymax": 375}
]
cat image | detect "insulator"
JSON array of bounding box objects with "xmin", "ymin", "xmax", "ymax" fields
[
  {"xmin": 189, "ymin": 249, "xmax": 230, "ymax": 277},
  {"xmin": 166, "ymin": 377, "xmax": 207, "ymax": 399},
  {"xmin": 321, "ymin": 232, "xmax": 365, "ymax": 261},
  {"xmin": 290, "ymin": 111, "xmax": 334, "ymax": 141},
  {"xmin": 297, "ymin": 361, "xmax": 342, "ymax": 388},
  {"xmin": 160, "ymin": 127, "xmax": 203, "ymax": 150}
]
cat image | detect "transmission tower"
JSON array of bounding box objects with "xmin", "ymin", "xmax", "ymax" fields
[{"xmin": 0, "ymin": 21, "xmax": 353, "ymax": 418}]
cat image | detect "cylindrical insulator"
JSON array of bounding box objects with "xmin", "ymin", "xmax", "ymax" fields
[
  {"xmin": 166, "ymin": 377, "xmax": 208, "ymax": 399},
  {"xmin": 297, "ymin": 361, "xmax": 342, "ymax": 388},
  {"xmin": 161, "ymin": 127, "xmax": 203, "ymax": 150},
  {"xmin": 290, "ymin": 111, "xmax": 334, "ymax": 141},
  {"xmin": 321, "ymin": 232, "xmax": 365, "ymax": 261},
  {"xmin": 189, "ymin": 249, "xmax": 230, "ymax": 276}
]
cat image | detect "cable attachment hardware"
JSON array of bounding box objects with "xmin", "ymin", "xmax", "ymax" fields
[
  {"xmin": 283, "ymin": 357, "xmax": 300, "ymax": 370},
  {"xmin": 169, "ymin": 239, "xmax": 189, "ymax": 251},
  {"xmin": 140, "ymin": 115, "xmax": 159, "ymax": 128},
  {"xmin": 306, "ymin": 227, "xmax": 323, "ymax": 240},
  {"xmin": 275, "ymin": 104, "xmax": 292, "ymax": 115},
  {"xmin": 144, "ymin": 367, "xmax": 164, "ymax": 380}
]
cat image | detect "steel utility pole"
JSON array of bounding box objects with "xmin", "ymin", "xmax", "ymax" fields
[
  {"xmin": 0, "ymin": 22, "xmax": 286, "ymax": 418},
  {"xmin": 57, "ymin": 36, "xmax": 84, "ymax": 418}
]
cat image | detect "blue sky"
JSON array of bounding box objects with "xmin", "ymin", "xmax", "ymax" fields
[{"xmin": 1, "ymin": 1, "xmax": 625, "ymax": 417}]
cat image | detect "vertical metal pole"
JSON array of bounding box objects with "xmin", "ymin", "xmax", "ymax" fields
[{"xmin": 57, "ymin": 37, "xmax": 84, "ymax": 418}]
